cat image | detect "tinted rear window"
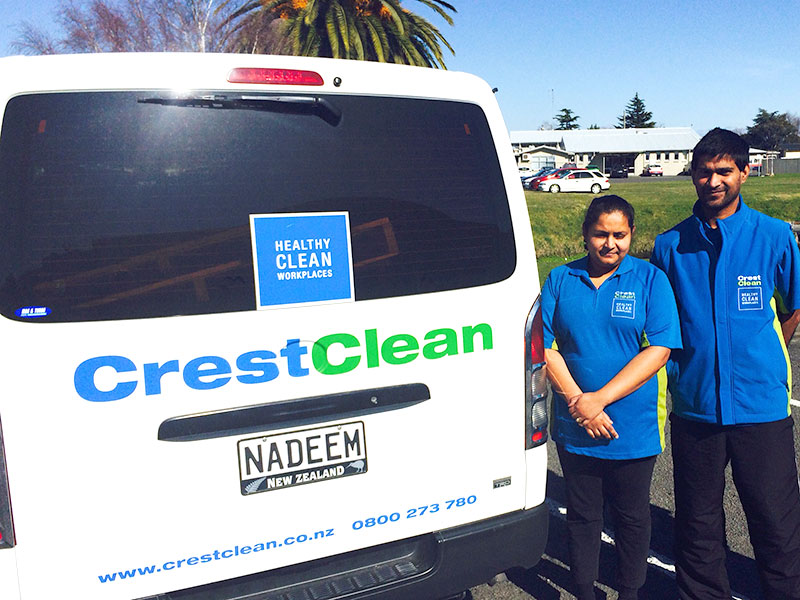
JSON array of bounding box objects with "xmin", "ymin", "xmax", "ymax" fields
[{"xmin": 0, "ymin": 91, "xmax": 515, "ymax": 322}]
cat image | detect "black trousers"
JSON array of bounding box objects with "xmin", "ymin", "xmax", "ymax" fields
[
  {"xmin": 557, "ymin": 444, "xmax": 657, "ymax": 594},
  {"xmin": 671, "ymin": 414, "xmax": 800, "ymax": 600}
]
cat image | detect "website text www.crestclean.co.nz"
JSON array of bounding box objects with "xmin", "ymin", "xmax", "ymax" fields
[
  {"xmin": 97, "ymin": 494, "xmax": 480, "ymax": 584},
  {"xmin": 97, "ymin": 528, "xmax": 334, "ymax": 583}
]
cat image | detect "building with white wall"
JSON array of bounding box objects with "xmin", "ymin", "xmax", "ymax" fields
[
  {"xmin": 783, "ymin": 144, "xmax": 800, "ymax": 159},
  {"xmin": 511, "ymin": 127, "xmax": 701, "ymax": 176}
]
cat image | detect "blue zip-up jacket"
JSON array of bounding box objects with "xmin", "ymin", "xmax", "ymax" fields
[{"xmin": 651, "ymin": 198, "xmax": 800, "ymax": 425}]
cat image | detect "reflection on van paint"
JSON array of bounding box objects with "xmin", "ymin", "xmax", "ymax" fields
[{"xmin": 73, "ymin": 323, "xmax": 494, "ymax": 402}]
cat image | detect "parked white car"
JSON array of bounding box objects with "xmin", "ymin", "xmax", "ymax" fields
[
  {"xmin": 538, "ymin": 169, "xmax": 611, "ymax": 194},
  {"xmin": 644, "ymin": 164, "xmax": 664, "ymax": 176}
]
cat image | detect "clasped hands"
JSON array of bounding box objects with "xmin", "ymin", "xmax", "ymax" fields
[{"xmin": 567, "ymin": 392, "xmax": 618, "ymax": 440}]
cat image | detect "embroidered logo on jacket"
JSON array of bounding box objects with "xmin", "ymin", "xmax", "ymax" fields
[
  {"xmin": 737, "ymin": 275, "xmax": 763, "ymax": 311},
  {"xmin": 612, "ymin": 291, "xmax": 636, "ymax": 319}
]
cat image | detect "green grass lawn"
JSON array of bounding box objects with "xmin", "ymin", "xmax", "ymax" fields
[{"xmin": 527, "ymin": 174, "xmax": 800, "ymax": 283}]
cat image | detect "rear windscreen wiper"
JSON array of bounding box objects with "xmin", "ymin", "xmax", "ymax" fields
[{"xmin": 138, "ymin": 94, "xmax": 342, "ymax": 126}]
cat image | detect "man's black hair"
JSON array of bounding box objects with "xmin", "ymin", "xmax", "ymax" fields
[
  {"xmin": 582, "ymin": 195, "xmax": 635, "ymax": 233},
  {"xmin": 691, "ymin": 127, "xmax": 749, "ymax": 171}
]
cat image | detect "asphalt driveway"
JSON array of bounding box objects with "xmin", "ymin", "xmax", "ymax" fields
[{"xmin": 469, "ymin": 333, "xmax": 800, "ymax": 600}]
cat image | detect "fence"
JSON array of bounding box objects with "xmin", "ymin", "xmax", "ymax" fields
[{"xmin": 773, "ymin": 158, "xmax": 800, "ymax": 175}]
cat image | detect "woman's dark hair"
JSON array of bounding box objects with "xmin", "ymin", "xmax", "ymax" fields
[
  {"xmin": 582, "ymin": 195, "xmax": 635, "ymax": 233},
  {"xmin": 691, "ymin": 127, "xmax": 749, "ymax": 171}
]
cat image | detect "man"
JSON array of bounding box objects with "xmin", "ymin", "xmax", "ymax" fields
[{"xmin": 651, "ymin": 128, "xmax": 800, "ymax": 599}]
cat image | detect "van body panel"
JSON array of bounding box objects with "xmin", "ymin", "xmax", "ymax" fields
[
  {"xmin": 4, "ymin": 293, "xmax": 531, "ymax": 598},
  {"xmin": 0, "ymin": 53, "xmax": 544, "ymax": 600},
  {"xmin": 151, "ymin": 505, "xmax": 549, "ymax": 600},
  {"xmin": 0, "ymin": 551, "xmax": 19, "ymax": 597}
]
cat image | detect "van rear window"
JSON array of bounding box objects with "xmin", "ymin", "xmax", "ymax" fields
[{"xmin": 0, "ymin": 91, "xmax": 515, "ymax": 322}]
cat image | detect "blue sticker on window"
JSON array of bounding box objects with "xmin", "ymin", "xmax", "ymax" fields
[
  {"xmin": 250, "ymin": 212, "xmax": 355, "ymax": 310},
  {"xmin": 738, "ymin": 286, "xmax": 763, "ymax": 311},
  {"xmin": 15, "ymin": 306, "xmax": 51, "ymax": 318},
  {"xmin": 611, "ymin": 298, "xmax": 635, "ymax": 319}
]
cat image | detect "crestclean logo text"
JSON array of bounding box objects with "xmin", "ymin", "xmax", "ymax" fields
[
  {"xmin": 74, "ymin": 324, "xmax": 493, "ymax": 402},
  {"xmin": 737, "ymin": 275, "xmax": 762, "ymax": 287}
]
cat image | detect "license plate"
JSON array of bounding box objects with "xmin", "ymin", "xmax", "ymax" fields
[{"xmin": 238, "ymin": 421, "xmax": 367, "ymax": 495}]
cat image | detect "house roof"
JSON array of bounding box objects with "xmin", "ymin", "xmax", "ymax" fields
[
  {"xmin": 510, "ymin": 127, "xmax": 701, "ymax": 153},
  {"xmin": 514, "ymin": 144, "xmax": 570, "ymax": 158}
]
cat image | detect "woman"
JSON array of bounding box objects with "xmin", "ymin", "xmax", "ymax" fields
[{"xmin": 541, "ymin": 195, "xmax": 681, "ymax": 600}]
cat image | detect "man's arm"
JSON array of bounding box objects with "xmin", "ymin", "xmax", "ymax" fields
[
  {"xmin": 779, "ymin": 308, "xmax": 800, "ymax": 346},
  {"xmin": 775, "ymin": 223, "xmax": 800, "ymax": 346}
]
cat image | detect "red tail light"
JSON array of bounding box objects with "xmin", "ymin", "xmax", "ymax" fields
[
  {"xmin": 525, "ymin": 298, "xmax": 548, "ymax": 449},
  {"xmin": 227, "ymin": 68, "xmax": 324, "ymax": 86},
  {"xmin": 529, "ymin": 306, "xmax": 544, "ymax": 365}
]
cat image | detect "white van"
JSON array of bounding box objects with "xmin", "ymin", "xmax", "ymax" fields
[{"xmin": 0, "ymin": 53, "xmax": 548, "ymax": 600}]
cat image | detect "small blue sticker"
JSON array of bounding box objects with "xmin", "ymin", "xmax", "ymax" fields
[
  {"xmin": 250, "ymin": 212, "xmax": 355, "ymax": 310},
  {"xmin": 15, "ymin": 306, "xmax": 51, "ymax": 318}
]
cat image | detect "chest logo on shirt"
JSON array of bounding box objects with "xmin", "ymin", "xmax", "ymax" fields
[
  {"xmin": 737, "ymin": 274, "xmax": 763, "ymax": 311},
  {"xmin": 611, "ymin": 291, "xmax": 636, "ymax": 319}
]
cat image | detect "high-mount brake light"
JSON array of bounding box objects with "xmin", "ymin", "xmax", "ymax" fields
[{"xmin": 227, "ymin": 68, "xmax": 324, "ymax": 86}]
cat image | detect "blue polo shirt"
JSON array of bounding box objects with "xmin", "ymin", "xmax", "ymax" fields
[
  {"xmin": 541, "ymin": 254, "xmax": 682, "ymax": 459},
  {"xmin": 651, "ymin": 198, "xmax": 800, "ymax": 425}
]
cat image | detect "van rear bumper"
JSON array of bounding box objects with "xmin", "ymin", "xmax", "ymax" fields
[{"xmin": 149, "ymin": 504, "xmax": 549, "ymax": 600}]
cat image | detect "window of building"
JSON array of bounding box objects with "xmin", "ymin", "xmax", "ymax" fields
[{"xmin": 529, "ymin": 156, "xmax": 556, "ymax": 170}]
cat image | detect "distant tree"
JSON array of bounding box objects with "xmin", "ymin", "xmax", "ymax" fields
[
  {"xmin": 221, "ymin": 0, "xmax": 456, "ymax": 68},
  {"xmin": 588, "ymin": 123, "xmax": 600, "ymax": 130},
  {"xmin": 11, "ymin": 0, "xmax": 283, "ymax": 54},
  {"xmin": 742, "ymin": 109, "xmax": 800, "ymax": 152},
  {"xmin": 617, "ymin": 93, "xmax": 655, "ymax": 128},
  {"xmin": 554, "ymin": 108, "xmax": 579, "ymax": 130}
]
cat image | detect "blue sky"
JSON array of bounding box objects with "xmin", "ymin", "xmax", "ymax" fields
[{"xmin": 1, "ymin": 0, "xmax": 798, "ymax": 135}]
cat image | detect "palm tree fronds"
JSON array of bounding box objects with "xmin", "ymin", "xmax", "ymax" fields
[{"xmin": 225, "ymin": 0, "xmax": 455, "ymax": 67}]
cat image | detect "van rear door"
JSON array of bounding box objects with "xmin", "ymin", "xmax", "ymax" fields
[{"xmin": 0, "ymin": 56, "xmax": 540, "ymax": 599}]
